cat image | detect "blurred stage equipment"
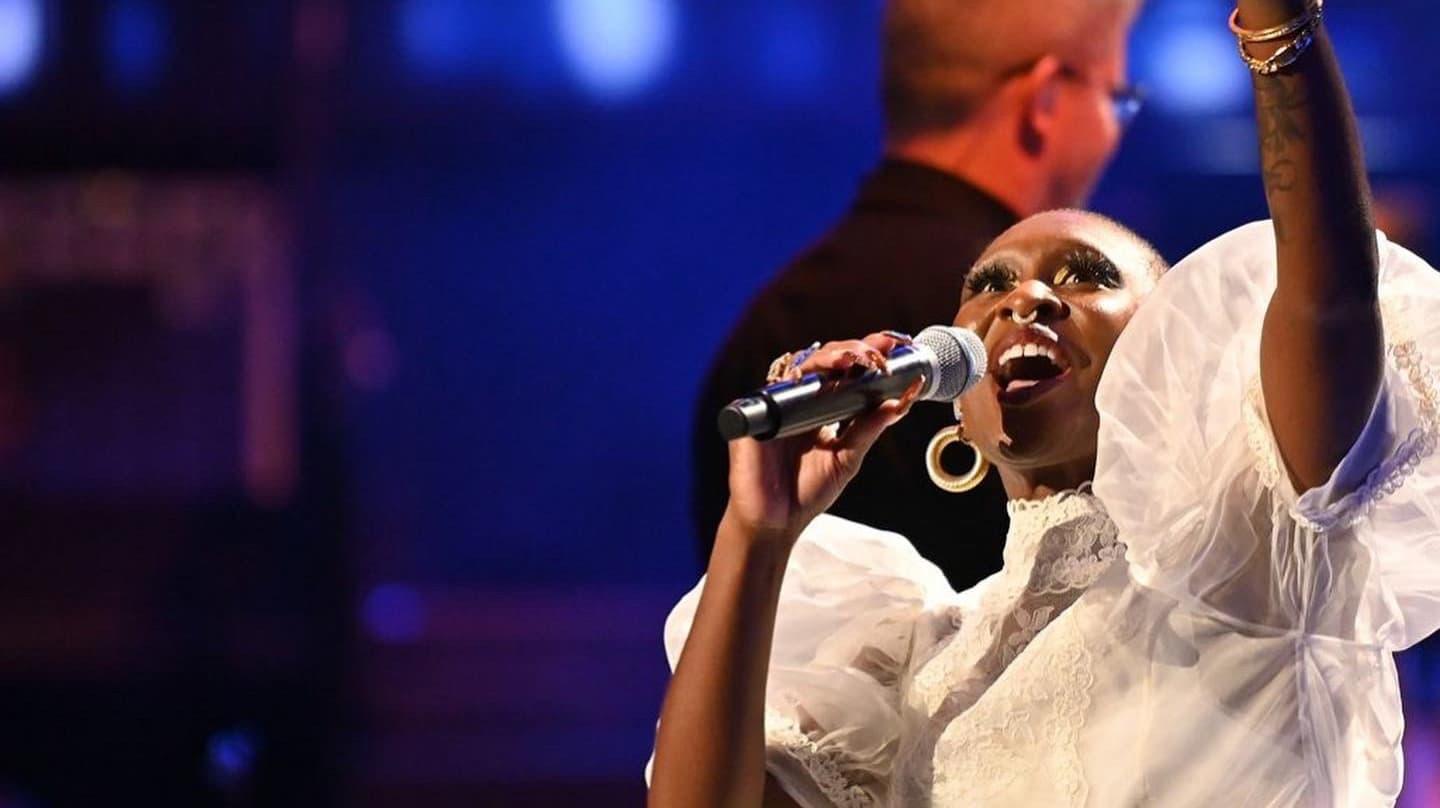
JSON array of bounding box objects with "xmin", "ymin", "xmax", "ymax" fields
[
  {"xmin": 0, "ymin": 175, "xmax": 296, "ymax": 504},
  {"xmin": 0, "ymin": 2, "xmax": 346, "ymax": 805}
]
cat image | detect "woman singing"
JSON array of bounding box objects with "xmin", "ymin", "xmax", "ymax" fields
[{"xmin": 649, "ymin": 1, "xmax": 1440, "ymax": 805}]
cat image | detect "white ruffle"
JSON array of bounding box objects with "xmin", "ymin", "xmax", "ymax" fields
[
  {"xmin": 764, "ymin": 712, "xmax": 878, "ymax": 808},
  {"xmin": 1095, "ymin": 220, "xmax": 1440, "ymax": 651},
  {"xmin": 657, "ymin": 515, "xmax": 951, "ymax": 808}
]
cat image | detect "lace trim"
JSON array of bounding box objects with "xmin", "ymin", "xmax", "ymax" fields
[
  {"xmin": 1005, "ymin": 489, "xmax": 1121, "ymax": 602},
  {"xmin": 912, "ymin": 491, "xmax": 1119, "ymax": 714},
  {"xmin": 1001, "ymin": 604, "xmax": 1055, "ymax": 667},
  {"xmin": 1244, "ymin": 381, "xmax": 1284, "ymax": 492},
  {"xmin": 1004, "ymin": 485, "xmax": 1119, "ymax": 587},
  {"xmin": 1028, "ymin": 522, "xmax": 1125, "ymax": 596},
  {"xmin": 932, "ymin": 613, "xmax": 1094, "ymax": 806},
  {"xmin": 765, "ymin": 712, "xmax": 875, "ymax": 808},
  {"xmin": 1005, "ymin": 481, "xmax": 1095, "ymax": 515},
  {"xmin": 1244, "ymin": 332, "xmax": 1440, "ymax": 533}
]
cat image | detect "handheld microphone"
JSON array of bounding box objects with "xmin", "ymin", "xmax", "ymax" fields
[{"xmin": 717, "ymin": 326, "xmax": 987, "ymax": 441}]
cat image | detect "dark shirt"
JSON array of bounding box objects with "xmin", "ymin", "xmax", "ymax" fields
[{"xmin": 691, "ymin": 159, "xmax": 1018, "ymax": 590}]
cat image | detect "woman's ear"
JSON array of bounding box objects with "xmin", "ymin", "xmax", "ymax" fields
[{"xmin": 1018, "ymin": 55, "xmax": 1064, "ymax": 157}]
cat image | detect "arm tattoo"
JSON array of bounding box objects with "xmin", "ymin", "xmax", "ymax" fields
[{"xmin": 1254, "ymin": 76, "xmax": 1309, "ymax": 242}]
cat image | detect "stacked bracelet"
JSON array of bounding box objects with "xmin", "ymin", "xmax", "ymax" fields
[{"xmin": 1230, "ymin": 1, "xmax": 1324, "ymax": 74}]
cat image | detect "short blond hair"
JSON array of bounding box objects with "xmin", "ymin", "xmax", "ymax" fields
[{"xmin": 883, "ymin": 0, "xmax": 1144, "ymax": 136}]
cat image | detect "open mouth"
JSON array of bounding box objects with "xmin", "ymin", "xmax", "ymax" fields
[{"xmin": 994, "ymin": 341, "xmax": 1072, "ymax": 406}]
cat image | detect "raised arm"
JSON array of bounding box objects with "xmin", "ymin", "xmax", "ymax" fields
[{"xmin": 1244, "ymin": 0, "xmax": 1384, "ymax": 490}]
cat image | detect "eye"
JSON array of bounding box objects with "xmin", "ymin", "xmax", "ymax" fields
[
  {"xmin": 1053, "ymin": 249, "xmax": 1123, "ymax": 289},
  {"xmin": 966, "ymin": 263, "xmax": 1017, "ymax": 296}
]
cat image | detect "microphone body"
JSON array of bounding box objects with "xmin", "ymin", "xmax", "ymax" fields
[{"xmin": 717, "ymin": 326, "xmax": 986, "ymax": 441}]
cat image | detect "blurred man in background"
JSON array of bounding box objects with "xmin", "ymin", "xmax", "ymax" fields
[{"xmin": 692, "ymin": 0, "xmax": 1146, "ymax": 587}]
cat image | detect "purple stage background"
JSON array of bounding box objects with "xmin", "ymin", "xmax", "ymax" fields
[{"xmin": 0, "ymin": 1, "xmax": 1435, "ymax": 806}]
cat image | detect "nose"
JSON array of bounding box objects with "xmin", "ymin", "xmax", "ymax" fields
[{"xmin": 999, "ymin": 280, "xmax": 1069, "ymax": 325}]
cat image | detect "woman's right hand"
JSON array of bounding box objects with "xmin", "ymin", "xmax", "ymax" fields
[{"xmin": 722, "ymin": 331, "xmax": 922, "ymax": 544}]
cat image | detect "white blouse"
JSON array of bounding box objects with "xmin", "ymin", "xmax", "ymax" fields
[{"xmin": 651, "ymin": 223, "xmax": 1440, "ymax": 806}]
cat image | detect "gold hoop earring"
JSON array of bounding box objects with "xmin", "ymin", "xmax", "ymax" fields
[{"xmin": 926, "ymin": 427, "xmax": 991, "ymax": 493}]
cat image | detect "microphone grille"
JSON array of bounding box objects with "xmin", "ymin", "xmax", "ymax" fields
[{"xmin": 914, "ymin": 326, "xmax": 987, "ymax": 401}]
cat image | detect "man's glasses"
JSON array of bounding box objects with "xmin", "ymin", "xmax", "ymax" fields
[{"xmin": 1057, "ymin": 64, "xmax": 1146, "ymax": 129}]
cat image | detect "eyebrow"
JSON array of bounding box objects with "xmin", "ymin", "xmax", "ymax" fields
[
  {"xmin": 968, "ymin": 257, "xmax": 1019, "ymax": 279},
  {"xmin": 1061, "ymin": 242, "xmax": 1111, "ymax": 259},
  {"xmin": 972, "ymin": 242, "xmax": 1118, "ymax": 274}
]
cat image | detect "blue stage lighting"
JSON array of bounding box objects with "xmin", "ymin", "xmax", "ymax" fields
[
  {"xmin": 554, "ymin": 0, "xmax": 675, "ymax": 101},
  {"xmin": 1136, "ymin": 1, "xmax": 1249, "ymax": 116},
  {"xmin": 362, "ymin": 582, "xmax": 426, "ymax": 643},
  {"xmin": 399, "ymin": 0, "xmax": 491, "ymax": 77},
  {"xmin": 0, "ymin": 0, "xmax": 42, "ymax": 97},
  {"xmin": 205, "ymin": 728, "xmax": 260, "ymax": 791},
  {"xmin": 757, "ymin": 3, "xmax": 826, "ymax": 96},
  {"xmin": 1144, "ymin": 26, "xmax": 1248, "ymax": 115},
  {"xmin": 105, "ymin": 0, "xmax": 169, "ymax": 92}
]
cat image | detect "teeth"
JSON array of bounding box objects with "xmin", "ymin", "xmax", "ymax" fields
[{"xmin": 997, "ymin": 341, "xmax": 1065, "ymax": 370}]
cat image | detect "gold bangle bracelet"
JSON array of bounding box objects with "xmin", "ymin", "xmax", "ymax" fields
[
  {"xmin": 1237, "ymin": 21, "xmax": 1319, "ymax": 74},
  {"xmin": 1228, "ymin": 1, "xmax": 1323, "ymax": 44}
]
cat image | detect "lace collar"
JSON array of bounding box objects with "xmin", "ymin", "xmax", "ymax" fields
[
  {"xmin": 1005, "ymin": 482, "xmax": 1102, "ymax": 518},
  {"xmin": 1002, "ymin": 484, "xmax": 1115, "ymax": 566}
]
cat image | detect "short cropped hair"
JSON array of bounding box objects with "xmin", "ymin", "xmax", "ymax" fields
[
  {"xmin": 1059, "ymin": 208, "xmax": 1169, "ymax": 279},
  {"xmin": 883, "ymin": 0, "xmax": 1144, "ymax": 137}
]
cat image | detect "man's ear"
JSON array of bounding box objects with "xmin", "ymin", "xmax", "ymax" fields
[{"xmin": 1018, "ymin": 55, "xmax": 1064, "ymax": 157}]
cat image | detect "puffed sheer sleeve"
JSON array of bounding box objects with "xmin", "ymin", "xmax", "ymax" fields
[
  {"xmin": 1094, "ymin": 221, "xmax": 1440, "ymax": 650},
  {"xmin": 647, "ymin": 515, "xmax": 952, "ymax": 808}
]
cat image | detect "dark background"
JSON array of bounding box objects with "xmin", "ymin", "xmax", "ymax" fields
[{"xmin": 0, "ymin": 0, "xmax": 1436, "ymax": 805}]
